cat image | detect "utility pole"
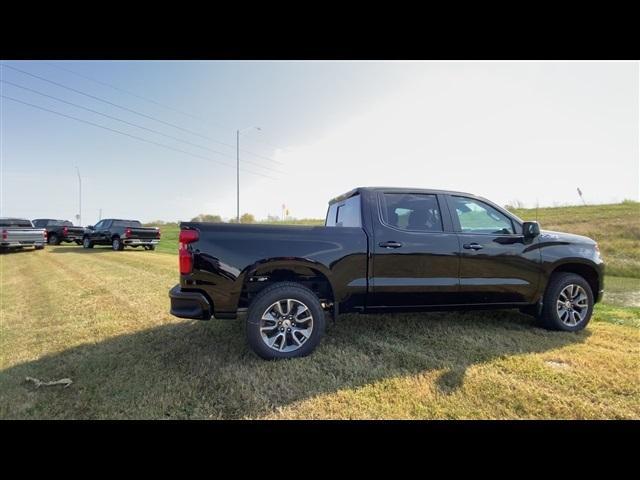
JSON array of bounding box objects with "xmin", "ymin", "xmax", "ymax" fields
[
  {"xmin": 76, "ymin": 166, "xmax": 82, "ymax": 226},
  {"xmin": 98, "ymin": 208, "xmax": 102, "ymax": 221}
]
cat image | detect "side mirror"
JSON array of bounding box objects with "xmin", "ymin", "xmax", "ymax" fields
[{"xmin": 522, "ymin": 221, "xmax": 540, "ymax": 238}]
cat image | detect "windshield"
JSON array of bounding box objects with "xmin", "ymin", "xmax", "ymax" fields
[{"xmin": 0, "ymin": 219, "xmax": 33, "ymax": 227}]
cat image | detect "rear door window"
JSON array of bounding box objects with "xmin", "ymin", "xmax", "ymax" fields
[{"xmin": 380, "ymin": 193, "xmax": 443, "ymax": 232}]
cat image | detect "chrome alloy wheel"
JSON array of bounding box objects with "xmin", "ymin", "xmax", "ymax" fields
[
  {"xmin": 260, "ymin": 299, "xmax": 314, "ymax": 353},
  {"xmin": 556, "ymin": 284, "xmax": 589, "ymax": 326}
]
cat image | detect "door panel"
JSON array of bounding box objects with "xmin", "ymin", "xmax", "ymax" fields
[
  {"xmin": 447, "ymin": 195, "xmax": 542, "ymax": 304},
  {"xmin": 371, "ymin": 193, "xmax": 460, "ymax": 307},
  {"xmin": 457, "ymin": 233, "xmax": 541, "ymax": 303}
]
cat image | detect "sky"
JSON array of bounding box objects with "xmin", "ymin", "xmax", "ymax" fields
[{"xmin": 1, "ymin": 61, "xmax": 638, "ymax": 225}]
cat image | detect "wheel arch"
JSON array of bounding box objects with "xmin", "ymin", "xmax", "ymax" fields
[
  {"xmin": 548, "ymin": 260, "xmax": 601, "ymax": 302},
  {"xmin": 238, "ymin": 258, "xmax": 336, "ymax": 310}
]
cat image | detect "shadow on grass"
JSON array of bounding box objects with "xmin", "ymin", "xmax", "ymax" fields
[
  {"xmin": 48, "ymin": 246, "xmax": 157, "ymax": 254},
  {"xmin": 0, "ymin": 247, "xmax": 43, "ymax": 255},
  {"xmin": 0, "ymin": 310, "xmax": 590, "ymax": 419}
]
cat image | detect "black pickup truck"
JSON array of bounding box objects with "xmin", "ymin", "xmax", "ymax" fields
[
  {"xmin": 32, "ymin": 219, "xmax": 85, "ymax": 245},
  {"xmin": 169, "ymin": 187, "xmax": 604, "ymax": 359},
  {"xmin": 82, "ymin": 219, "xmax": 160, "ymax": 251}
]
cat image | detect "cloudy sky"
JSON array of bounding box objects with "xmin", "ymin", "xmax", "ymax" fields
[{"xmin": 1, "ymin": 61, "xmax": 638, "ymax": 224}]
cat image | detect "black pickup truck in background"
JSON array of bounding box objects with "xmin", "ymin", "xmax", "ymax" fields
[
  {"xmin": 32, "ymin": 219, "xmax": 85, "ymax": 246},
  {"xmin": 82, "ymin": 219, "xmax": 160, "ymax": 251},
  {"xmin": 169, "ymin": 187, "xmax": 604, "ymax": 360}
]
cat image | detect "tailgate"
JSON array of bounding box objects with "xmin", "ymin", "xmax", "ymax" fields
[
  {"xmin": 4, "ymin": 228, "xmax": 45, "ymax": 244},
  {"xmin": 65, "ymin": 227, "xmax": 85, "ymax": 236},
  {"xmin": 129, "ymin": 228, "xmax": 159, "ymax": 239}
]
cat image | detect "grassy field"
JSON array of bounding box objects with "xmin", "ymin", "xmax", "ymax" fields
[{"xmin": 1, "ymin": 201, "xmax": 638, "ymax": 419}]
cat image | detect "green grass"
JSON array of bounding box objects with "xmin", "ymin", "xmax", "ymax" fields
[
  {"xmin": 1, "ymin": 201, "xmax": 638, "ymax": 419},
  {"xmin": 0, "ymin": 246, "xmax": 638, "ymax": 419}
]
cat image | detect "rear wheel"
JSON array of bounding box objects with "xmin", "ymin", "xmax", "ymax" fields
[
  {"xmin": 75, "ymin": 240, "xmax": 82, "ymax": 246},
  {"xmin": 48, "ymin": 234, "xmax": 60, "ymax": 245},
  {"xmin": 147, "ymin": 245, "xmax": 155, "ymax": 251},
  {"xmin": 112, "ymin": 237, "xmax": 124, "ymax": 251},
  {"xmin": 82, "ymin": 237, "xmax": 94, "ymax": 249},
  {"xmin": 246, "ymin": 282, "xmax": 326, "ymax": 360},
  {"xmin": 539, "ymin": 273, "xmax": 594, "ymax": 331}
]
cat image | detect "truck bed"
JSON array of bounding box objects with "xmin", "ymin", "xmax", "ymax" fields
[{"xmin": 180, "ymin": 222, "xmax": 369, "ymax": 315}]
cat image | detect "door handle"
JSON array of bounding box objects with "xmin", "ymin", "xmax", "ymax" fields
[
  {"xmin": 379, "ymin": 241, "xmax": 403, "ymax": 249},
  {"xmin": 463, "ymin": 243, "xmax": 483, "ymax": 250}
]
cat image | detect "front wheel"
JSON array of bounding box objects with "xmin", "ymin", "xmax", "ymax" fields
[
  {"xmin": 82, "ymin": 237, "xmax": 94, "ymax": 249},
  {"xmin": 112, "ymin": 237, "xmax": 124, "ymax": 251},
  {"xmin": 48, "ymin": 234, "xmax": 60, "ymax": 245},
  {"xmin": 246, "ymin": 282, "xmax": 326, "ymax": 360},
  {"xmin": 539, "ymin": 273, "xmax": 594, "ymax": 331}
]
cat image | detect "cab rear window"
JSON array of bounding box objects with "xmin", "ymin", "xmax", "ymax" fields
[
  {"xmin": 113, "ymin": 220, "xmax": 142, "ymax": 228},
  {"xmin": 326, "ymin": 195, "xmax": 361, "ymax": 227},
  {"xmin": 0, "ymin": 219, "xmax": 32, "ymax": 227}
]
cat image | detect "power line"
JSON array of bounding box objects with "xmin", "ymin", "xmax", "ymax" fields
[
  {"xmin": 44, "ymin": 61, "xmax": 227, "ymax": 128},
  {"xmin": 43, "ymin": 61, "xmax": 291, "ymax": 161},
  {"xmin": 0, "ymin": 79, "xmax": 283, "ymax": 175},
  {"xmin": 1, "ymin": 94, "xmax": 278, "ymax": 180},
  {"xmin": 5, "ymin": 62, "xmax": 284, "ymax": 166}
]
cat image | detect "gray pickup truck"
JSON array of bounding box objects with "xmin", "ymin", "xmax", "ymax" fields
[{"xmin": 0, "ymin": 218, "xmax": 47, "ymax": 252}]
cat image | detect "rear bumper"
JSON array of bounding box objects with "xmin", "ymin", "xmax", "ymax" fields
[
  {"xmin": 123, "ymin": 238, "xmax": 160, "ymax": 246},
  {"xmin": 169, "ymin": 284, "xmax": 212, "ymax": 320},
  {"xmin": 1, "ymin": 240, "xmax": 45, "ymax": 247}
]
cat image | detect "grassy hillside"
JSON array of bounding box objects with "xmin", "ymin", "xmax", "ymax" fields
[
  {"xmin": 509, "ymin": 201, "xmax": 640, "ymax": 278},
  {"xmin": 149, "ymin": 202, "xmax": 640, "ymax": 278}
]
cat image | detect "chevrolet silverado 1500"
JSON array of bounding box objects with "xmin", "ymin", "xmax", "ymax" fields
[
  {"xmin": 0, "ymin": 218, "xmax": 47, "ymax": 252},
  {"xmin": 169, "ymin": 187, "xmax": 604, "ymax": 359}
]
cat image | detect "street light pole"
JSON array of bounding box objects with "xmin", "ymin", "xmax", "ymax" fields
[{"xmin": 76, "ymin": 166, "xmax": 82, "ymax": 226}]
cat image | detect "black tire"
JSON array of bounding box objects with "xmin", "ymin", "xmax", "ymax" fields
[
  {"xmin": 246, "ymin": 282, "xmax": 326, "ymax": 360},
  {"xmin": 538, "ymin": 272, "xmax": 594, "ymax": 331},
  {"xmin": 147, "ymin": 245, "xmax": 155, "ymax": 251},
  {"xmin": 112, "ymin": 237, "xmax": 124, "ymax": 251},
  {"xmin": 82, "ymin": 236, "xmax": 94, "ymax": 249},
  {"xmin": 75, "ymin": 240, "xmax": 82, "ymax": 246},
  {"xmin": 48, "ymin": 234, "xmax": 60, "ymax": 245},
  {"xmin": 35, "ymin": 245, "xmax": 45, "ymax": 250}
]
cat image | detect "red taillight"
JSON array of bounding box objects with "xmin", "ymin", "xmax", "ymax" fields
[
  {"xmin": 63, "ymin": 226, "xmax": 68, "ymax": 236},
  {"xmin": 2, "ymin": 230, "xmax": 7, "ymax": 240},
  {"xmin": 156, "ymin": 228, "xmax": 161, "ymax": 239},
  {"xmin": 179, "ymin": 229, "xmax": 199, "ymax": 275},
  {"xmin": 43, "ymin": 230, "xmax": 47, "ymax": 240},
  {"xmin": 125, "ymin": 227, "xmax": 132, "ymax": 238}
]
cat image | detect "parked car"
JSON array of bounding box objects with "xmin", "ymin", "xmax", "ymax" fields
[
  {"xmin": 169, "ymin": 187, "xmax": 604, "ymax": 359},
  {"xmin": 82, "ymin": 219, "xmax": 160, "ymax": 251},
  {"xmin": 32, "ymin": 219, "xmax": 85, "ymax": 245},
  {"xmin": 0, "ymin": 218, "xmax": 47, "ymax": 252}
]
